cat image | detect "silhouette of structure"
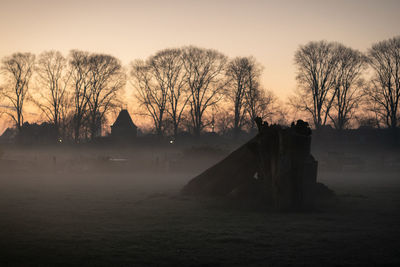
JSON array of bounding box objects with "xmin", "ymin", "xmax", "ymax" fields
[
  {"xmin": 0, "ymin": 127, "xmax": 18, "ymax": 144},
  {"xmin": 111, "ymin": 109, "xmax": 138, "ymax": 140},
  {"xmin": 16, "ymin": 122, "xmax": 58, "ymax": 145},
  {"xmin": 182, "ymin": 118, "xmax": 328, "ymax": 211}
]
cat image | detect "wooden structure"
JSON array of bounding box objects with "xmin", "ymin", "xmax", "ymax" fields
[{"xmin": 182, "ymin": 119, "xmax": 319, "ymax": 211}]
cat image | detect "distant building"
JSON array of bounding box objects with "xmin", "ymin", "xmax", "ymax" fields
[
  {"xmin": 18, "ymin": 122, "xmax": 58, "ymax": 145},
  {"xmin": 0, "ymin": 127, "xmax": 18, "ymax": 144},
  {"xmin": 111, "ymin": 109, "xmax": 138, "ymax": 140}
]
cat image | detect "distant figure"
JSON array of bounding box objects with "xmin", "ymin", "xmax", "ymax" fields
[{"xmin": 53, "ymin": 156, "xmax": 57, "ymax": 166}]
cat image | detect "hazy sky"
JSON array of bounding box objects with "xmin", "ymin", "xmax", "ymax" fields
[{"xmin": 0, "ymin": 0, "xmax": 399, "ymax": 131}]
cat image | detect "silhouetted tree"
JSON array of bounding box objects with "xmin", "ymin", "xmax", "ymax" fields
[
  {"xmin": 134, "ymin": 48, "xmax": 189, "ymax": 137},
  {"xmin": 329, "ymin": 45, "xmax": 366, "ymax": 130},
  {"xmin": 182, "ymin": 46, "xmax": 228, "ymax": 136},
  {"xmin": 355, "ymin": 114, "xmax": 380, "ymax": 129},
  {"xmin": 131, "ymin": 59, "xmax": 168, "ymax": 136},
  {"xmin": 291, "ymin": 41, "xmax": 340, "ymax": 129},
  {"xmin": 0, "ymin": 52, "xmax": 35, "ymax": 130},
  {"xmin": 365, "ymin": 36, "xmax": 400, "ymax": 129},
  {"xmin": 213, "ymin": 107, "xmax": 233, "ymax": 135},
  {"xmin": 86, "ymin": 53, "xmax": 125, "ymax": 139},
  {"xmin": 226, "ymin": 56, "xmax": 262, "ymax": 135},
  {"xmin": 245, "ymin": 83, "xmax": 276, "ymax": 128},
  {"xmin": 162, "ymin": 49, "xmax": 190, "ymax": 137},
  {"xmin": 35, "ymin": 51, "xmax": 71, "ymax": 134},
  {"xmin": 69, "ymin": 50, "xmax": 91, "ymax": 142}
]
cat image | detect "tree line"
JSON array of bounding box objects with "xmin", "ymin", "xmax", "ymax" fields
[
  {"xmin": 0, "ymin": 36, "xmax": 399, "ymax": 142},
  {"xmin": 0, "ymin": 50, "xmax": 126, "ymax": 142},
  {"xmin": 291, "ymin": 36, "xmax": 400, "ymax": 131},
  {"xmin": 131, "ymin": 47, "xmax": 277, "ymax": 137}
]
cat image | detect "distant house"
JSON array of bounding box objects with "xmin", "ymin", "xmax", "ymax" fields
[
  {"xmin": 18, "ymin": 122, "xmax": 58, "ymax": 144},
  {"xmin": 111, "ymin": 109, "xmax": 138, "ymax": 139}
]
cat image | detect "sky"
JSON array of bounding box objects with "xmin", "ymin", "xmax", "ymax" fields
[{"xmin": 0, "ymin": 0, "xmax": 399, "ymax": 132}]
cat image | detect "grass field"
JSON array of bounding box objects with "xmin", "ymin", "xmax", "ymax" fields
[{"xmin": 0, "ymin": 149, "xmax": 399, "ymax": 266}]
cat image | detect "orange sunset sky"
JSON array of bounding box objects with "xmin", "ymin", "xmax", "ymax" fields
[{"xmin": 0, "ymin": 0, "xmax": 399, "ymax": 132}]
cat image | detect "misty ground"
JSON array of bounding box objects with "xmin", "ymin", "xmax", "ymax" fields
[{"xmin": 0, "ymin": 144, "xmax": 399, "ymax": 266}]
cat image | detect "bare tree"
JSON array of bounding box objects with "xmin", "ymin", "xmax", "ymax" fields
[
  {"xmin": 35, "ymin": 51, "xmax": 71, "ymax": 134},
  {"xmin": 182, "ymin": 46, "xmax": 228, "ymax": 136},
  {"xmin": 355, "ymin": 112, "xmax": 381, "ymax": 129},
  {"xmin": 292, "ymin": 41, "xmax": 340, "ymax": 129},
  {"xmin": 245, "ymin": 81, "xmax": 276, "ymax": 128},
  {"xmin": 226, "ymin": 56, "xmax": 262, "ymax": 135},
  {"xmin": 328, "ymin": 45, "xmax": 366, "ymax": 130},
  {"xmin": 0, "ymin": 52, "xmax": 35, "ymax": 130},
  {"xmin": 212, "ymin": 107, "xmax": 233, "ymax": 135},
  {"xmin": 131, "ymin": 59, "xmax": 168, "ymax": 136},
  {"xmin": 69, "ymin": 50, "xmax": 91, "ymax": 142},
  {"xmin": 366, "ymin": 36, "xmax": 400, "ymax": 129},
  {"xmin": 273, "ymin": 103, "xmax": 290, "ymax": 126},
  {"xmin": 150, "ymin": 48, "xmax": 188, "ymax": 137},
  {"xmin": 86, "ymin": 53, "xmax": 126, "ymax": 139}
]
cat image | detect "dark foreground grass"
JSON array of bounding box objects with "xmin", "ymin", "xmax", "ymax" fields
[{"xmin": 0, "ymin": 170, "xmax": 399, "ymax": 266}]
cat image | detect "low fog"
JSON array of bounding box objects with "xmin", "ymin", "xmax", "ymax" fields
[{"xmin": 0, "ymin": 137, "xmax": 399, "ymax": 266}]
